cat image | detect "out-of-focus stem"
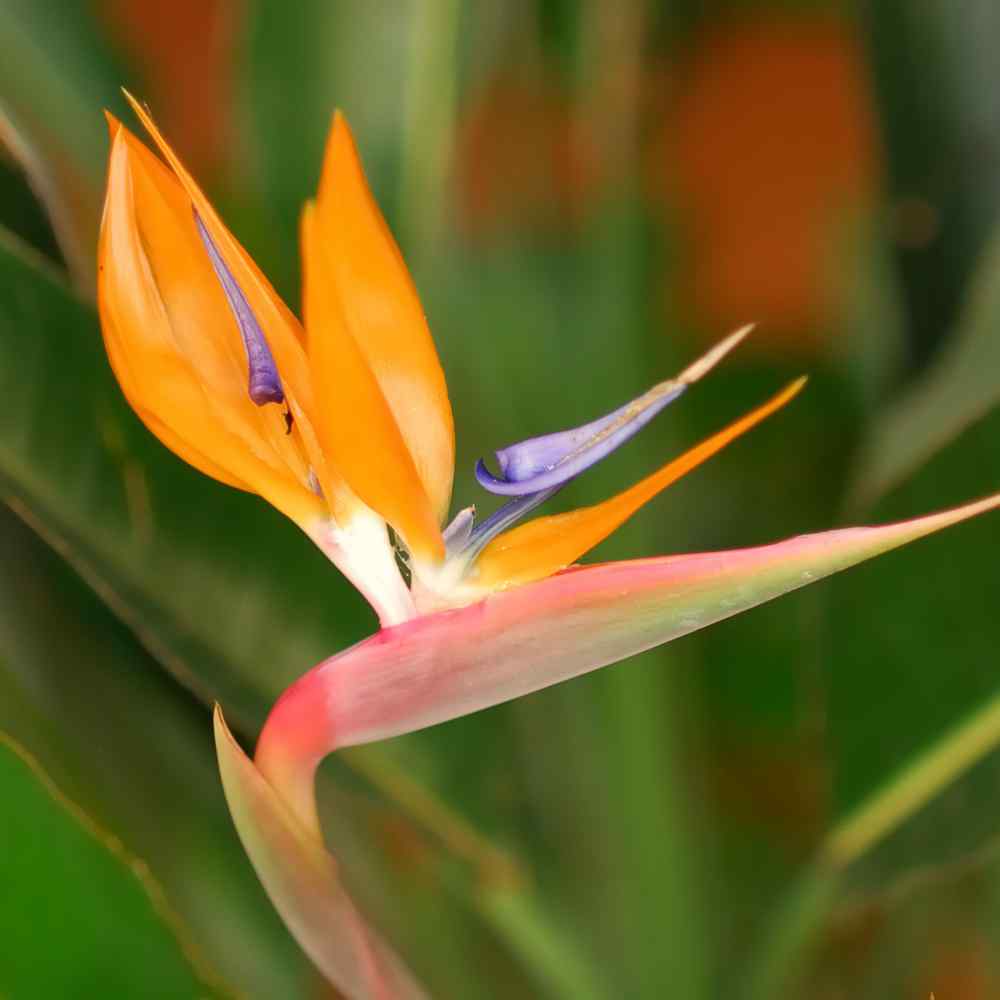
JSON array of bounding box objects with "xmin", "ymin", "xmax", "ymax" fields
[
  {"xmin": 399, "ymin": 0, "xmax": 461, "ymax": 255},
  {"xmin": 823, "ymin": 686, "xmax": 1000, "ymax": 868},
  {"xmin": 342, "ymin": 746, "xmax": 522, "ymax": 886},
  {"xmin": 747, "ymin": 676, "xmax": 1000, "ymax": 1000},
  {"xmin": 480, "ymin": 888, "xmax": 611, "ymax": 1000},
  {"xmin": 575, "ymin": 0, "xmax": 645, "ymax": 194}
]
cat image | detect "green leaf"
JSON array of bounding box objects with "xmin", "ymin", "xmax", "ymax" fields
[
  {"xmin": 847, "ymin": 224, "xmax": 1000, "ymax": 508},
  {"xmin": 0, "ymin": 729, "xmax": 227, "ymax": 998},
  {"xmin": 829, "ymin": 404, "xmax": 1000, "ymax": 878},
  {"xmin": 0, "ymin": 505, "xmax": 318, "ymax": 996},
  {"xmin": 0, "ymin": 1, "xmax": 128, "ymax": 289},
  {"xmin": 748, "ymin": 406, "xmax": 1000, "ymax": 996}
]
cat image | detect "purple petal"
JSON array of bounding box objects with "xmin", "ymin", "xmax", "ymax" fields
[
  {"xmin": 460, "ymin": 486, "xmax": 561, "ymax": 558},
  {"xmin": 474, "ymin": 383, "xmax": 683, "ymax": 494},
  {"xmin": 475, "ymin": 325, "xmax": 752, "ymax": 496},
  {"xmin": 442, "ymin": 506, "xmax": 475, "ymax": 550},
  {"xmin": 194, "ymin": 211, "xmax": 285, "ymax": 406},
  {"xmin": 443, "ymin": 491, "xmax": 563, "ymax": 562}
]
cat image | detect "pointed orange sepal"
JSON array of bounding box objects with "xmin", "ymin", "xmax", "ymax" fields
[
  {"xmin": 98, "ymin": 119, "xmax": 323, "ymax": 524},
  {"xmin": 119, "ymin": 93, "xmax": 348, "ymax": 514},
  {"xmin": 313, "ymin": 111, "xmax": 455, "ymax": 523},
  {"xmin": 302, "ymin": 203, "xmax": 444, "ymax": 560},
  {"xmin": 121, "ymin": 92, "xmax": 305, "ymax": 348},
  {"xmin": 471, "ymin": 377, "xmax": 807, "ymax": 591}
]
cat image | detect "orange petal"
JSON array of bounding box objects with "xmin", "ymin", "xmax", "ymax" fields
[
  {"xmin": 472, "ymin": 378, "xmax": 807, "ymax": 590},
  {"xmin": 122, "ymin": 93, "xmax": 304, "ymax": 349},
  {"xmin": 120, "ymin": 94, "xmax": 343, "ymax": 509},
  {"xmin": 313, "ymin": 112, "xmax": 455, "ymax": 523},
  {"xmin": 137, "ymin": 408, "xmax": 248, "ymax": 490},
  {"xmin": 98, "ymin": 120, "xmax": 322, "ymax": 525},
  {"xmin": 302, "ymin": 202, "xmax": 444, "ymax": 560}
]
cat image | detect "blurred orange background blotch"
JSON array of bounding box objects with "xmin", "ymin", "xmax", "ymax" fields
[
  {"xmin": 454, "ymin": 68, "xmax": 600, "ymax": 241},
  {"xmin": 706, "ymin": 736, "xmax": 829, "ymax": 855},
  {"xmin": 664, "ymin": 14, "xmax": 882, "ymax": 349},
  {"xmin": 96, "ymin": 0, "xmax": 242, "ymax": 178},
  {"xmin": 917, "ymin": 932, "xmax": 994, "ymax": 1000}
]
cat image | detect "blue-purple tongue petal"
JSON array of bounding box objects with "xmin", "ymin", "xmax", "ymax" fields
[
  {"xmin": 456, "ymin": 487, "xmax": 562, "ymax": 561},
  {"xmin": 442, "ymin": 507, "xmax": 476, "ymax": 550},
  {"xmin": 475, "ymin": 325, "xmax": 753, "ymax": 496},
  {"xmin": 194, "ymin": 211, "xmax": 285, "ymax": 406},
  {"xmin": 475, "ymin": 383, "xmax": 684, "ymax": 495}
]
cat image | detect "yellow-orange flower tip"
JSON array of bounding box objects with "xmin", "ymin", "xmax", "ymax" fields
[
  {"xmin": 103, "ymin": 109, "xmax": 122, "ymax": 141},
  {"xmin": 311, "ymin": 106, "xmax": 455, "ymax": 527}
]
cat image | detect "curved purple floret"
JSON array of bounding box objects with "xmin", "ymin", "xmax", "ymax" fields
[
  {"xmin": 194, "ymin": 211, "xmax": 285, "ymax": 406},
  {"xmin": 474, "ymin": 326, "xmax": 754, "ymax": 498},
  {"xmin": 460, "ymin": 486, "xmax": 562, "ymax": 559},
  {"xmin": 442, "ymin": 507, "xmax": 475, "ymax": 550},
  {"xmin": 475, "ymin": 381, "xmax": 686, "ymax": 496},
  {"xmin": 443, "ymin": 491, "xmax": 563, "ymax": 563}
]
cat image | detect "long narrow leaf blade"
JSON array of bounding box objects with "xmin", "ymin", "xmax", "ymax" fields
[{"xmin": 848, "ymin": 227, "xmax": 1000, "ymax": 509}]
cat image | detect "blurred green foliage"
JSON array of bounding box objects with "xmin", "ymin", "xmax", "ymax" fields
[
  {"xmin": 0, "ymin": 732, "xmax": 224, "ymax": 998},
  {"xmin": 1, "ymin": 0, "xmax": 999, "ymax": 997}
]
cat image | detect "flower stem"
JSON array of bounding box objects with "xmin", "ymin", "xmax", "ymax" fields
[{"xmin": 399, "ymin": 0, "xmax": 461, "ymax": 256}]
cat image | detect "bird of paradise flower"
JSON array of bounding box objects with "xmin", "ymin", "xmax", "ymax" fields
[{"xmin": 98, "ymin": 93, "xmax": 1000, "ymax": 999}]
